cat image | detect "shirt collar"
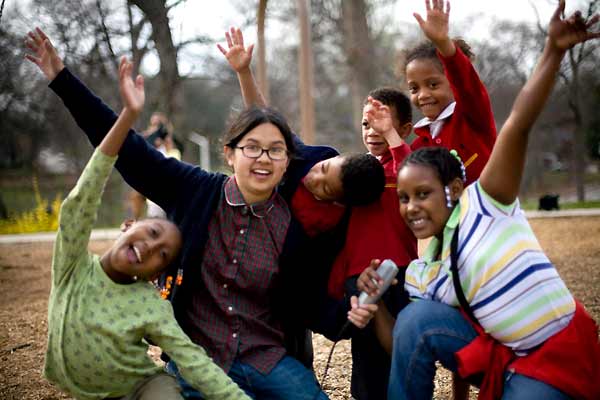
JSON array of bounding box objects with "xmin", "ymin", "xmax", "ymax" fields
[
  {"xmin": 422, "ymin": 202, "xmax": 461, "ymax": 262},
  {"xmin": 413, "ymin": 101, "xmax": 456, "ymax": 129},
  {"xmin": 224, "ymin": 177, "xmax": 276, "ymax": 218}
]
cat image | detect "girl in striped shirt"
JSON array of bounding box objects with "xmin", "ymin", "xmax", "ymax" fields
[{"xmin": 359, "ymin": 2, "xmax": 600, "ymax": 399}]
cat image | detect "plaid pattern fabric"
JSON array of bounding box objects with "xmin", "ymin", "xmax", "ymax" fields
[{"xmin": 183, "ymin": 177, "xmax": 291, "ymax": 374}]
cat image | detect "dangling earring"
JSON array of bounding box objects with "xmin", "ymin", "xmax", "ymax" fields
[
  {"xmin": 133, "ymin": 275, "xmax": 138, "ymax": 282},
  {"xmin": 445, "ymin": 186, "xmax": 453, "ymax": 208}
]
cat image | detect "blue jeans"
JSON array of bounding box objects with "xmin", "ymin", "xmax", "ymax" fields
[
  {"xmin": 167, "ymin": 356, "xmax": 328, "ymax": 400},
  {"xmin": 388, "ymin": 300, "xmax": 570, "ymax": 400}
]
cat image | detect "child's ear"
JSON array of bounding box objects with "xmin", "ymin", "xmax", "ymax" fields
[
  {"xmin": 223, "ymin": 146, "xmax": 234, "ymax": 168},
  {"xmin": 449, "ymin": 177, "xmax": 464, "ymax": 202},
  {"xmin": 120, "ymin": 219, "xmax": 135, "ymax": 232},
  {"xmin": 399, "ymin": 122, "xmax": 413, "ymax": 140}
]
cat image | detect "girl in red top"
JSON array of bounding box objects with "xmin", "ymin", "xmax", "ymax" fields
[{"xmin": 404, "ymin": 0, "xmax": 496, "ymax": 184}]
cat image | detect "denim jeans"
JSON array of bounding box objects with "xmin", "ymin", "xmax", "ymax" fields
[
  {"xmin": 388, "ymin": 300, "xmax": 570, "ymax": 400},
  {"xmin": 167, "ymin": 356, "xmax": 329, "ymax": 400}
]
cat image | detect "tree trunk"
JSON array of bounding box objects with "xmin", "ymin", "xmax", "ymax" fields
[
  {"xmin": 257, "ymin": 0, "xmax": 270, "ymax": 103},
  {"xmin": 567, "ymin": 48, "xmax": 586, "ymax": 202},
  {"xmin": 128, "ymin": 0, "xmax": 182, "ymax": 124},
  {"xmin": 297, "ymin": 0, "xmax": 315, "ymax": 144},
  {"xmin": 341, "ymin": 0, "xmax": 376, "ymax": 150}
]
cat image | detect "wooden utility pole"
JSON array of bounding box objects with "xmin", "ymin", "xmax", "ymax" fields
[
  {"xmin": 257, "ymin": 0, "xmax": 270, "ymax": 103},
  {"xmin": 297, "ymin": 0, "xmax": 316, "ymax": 144}
]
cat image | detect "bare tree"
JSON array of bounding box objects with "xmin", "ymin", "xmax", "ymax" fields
[
  {"xmin": 341, "ymin": 0, "xmax": 377, "ymax": 150},
  {"xmin": 532, "ymin": 0, "xmax": 600, "ymax": 201},
  {"xmin": 128, "ymin": 0, "xmax": 182, "ymax": 123}
]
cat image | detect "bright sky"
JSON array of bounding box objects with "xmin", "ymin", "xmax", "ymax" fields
[
  {"xmin": 10, "ymin": 0, "xmax": 581, "ymax": 75},
  {"xmin": 167, "ymin": 0, "xmax": 571, "ymax": 74}
]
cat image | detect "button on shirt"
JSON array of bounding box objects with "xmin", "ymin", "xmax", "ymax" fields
[
  {"xmin": 413, "ymin": 101, "xmax": 456, "ymax": 140},
  {"xmin": 183, "ymin": 177, "xmax": 291, "ymax": 374}
]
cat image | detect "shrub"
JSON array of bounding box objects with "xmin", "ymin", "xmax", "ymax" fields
[{"xmin": 0, "ymin": 176, "xmax": 62, "ymax": 234}]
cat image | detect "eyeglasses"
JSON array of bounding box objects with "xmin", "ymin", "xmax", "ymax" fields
[{"xmin": 235, "ymin": 144, "xmax": 289, "ymax": 161}]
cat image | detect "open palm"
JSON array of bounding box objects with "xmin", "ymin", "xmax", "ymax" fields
[
  {"xmin": 118, "ymin": 57, "xmax": 145, "ymax": 114},
  {"xmin": 217, "ymin": 27, "xmax": 254, "ymax": 73},
  {"xmin": 24, "ymin": 28, "xmax": 64, "ymax": 81},
  {"xmin": 413, "ymin": 0, "xmax": 450, "ymax": 44}
]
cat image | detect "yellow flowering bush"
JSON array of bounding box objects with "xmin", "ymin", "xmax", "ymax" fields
[{"xmin": 0, "ymin": 176, "xmax": 62, "ymax": 234}]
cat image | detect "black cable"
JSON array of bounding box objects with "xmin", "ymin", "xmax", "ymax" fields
[{"xmin": 319, "ymin": 320, "xmax": 352, "ymax": 389}]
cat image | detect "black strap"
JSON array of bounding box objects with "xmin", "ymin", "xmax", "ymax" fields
[{"xmin": 450, "ymin": 225, "xmax": 478, "ymax": 325}]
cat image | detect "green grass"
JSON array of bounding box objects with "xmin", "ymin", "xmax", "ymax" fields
[{"xmin": 520, "ymin": 199, "xmax": 600, "ymax": 211}]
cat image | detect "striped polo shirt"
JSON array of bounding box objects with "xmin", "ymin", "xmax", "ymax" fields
[{"xmin": 405, "ymin": 181, "xmax": 575, "ymax": 354}]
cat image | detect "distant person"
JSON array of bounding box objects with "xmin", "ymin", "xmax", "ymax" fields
[
  {"xmin": 402, "ymin": 0, "xmax": 496, "ymax": 185},
  {"xmin": 358, "ymin": 3, "xmax": 600, "ymax": 398},
  {"xmin": 29, "ymin": 27, "xmax": 378, "ymax": 399},
  {"xmin": 25, "ymin": 36, "xmax": 250, "ymax": 399},
  {"xmin": 130, "ymin": 112, "xmax": 177, "ymax": 219}
]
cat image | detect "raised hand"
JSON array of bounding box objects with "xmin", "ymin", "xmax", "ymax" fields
[
  {"xmin": 365, "ymin": 97, "xmax": 394, "ymax": 135},
  {"xmin": 413, "ymin": 0, "xmax": 451, "ymax": 46},
  {"xmin": 217, "ymin": 27, "xmax": 255, "ymax": 73},
  {"xmin": 24, "ymin": 27, "xmax": 64, "ymax": 81},
  {"xmin": 365, "ymin": 97, "xmax": 404, "ymax": 147},
  {"xmin": 547, "ymin": 0, "xmax": 600, "ymax": 52},
  {"xmin": 118, "ymin": 57, "xmax": 145, "ymax": 116}
]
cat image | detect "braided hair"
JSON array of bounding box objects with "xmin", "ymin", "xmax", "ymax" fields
[{"xmin": 401, "ymin": 147, "xmax": 465, "ymax": 186}]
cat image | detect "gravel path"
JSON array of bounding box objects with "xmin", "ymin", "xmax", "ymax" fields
[{"xmin": 1, "ymin": 217, "xmax": 599, "ymax": 399}]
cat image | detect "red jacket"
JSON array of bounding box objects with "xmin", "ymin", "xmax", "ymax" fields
[
  {"xmin": 290, "ymin": 182, "xmax": 346, "ymax": 238},
  {"xmin": 327, "ymin": 144, "xmax": 417, "ymax": 298},
  {"xmin": 411, "ymin": 47, "xmax": 497, "ymax": 185},
  {"xmin": 456, "ymin": 301, "xmax": 600, "ymax": 400}
]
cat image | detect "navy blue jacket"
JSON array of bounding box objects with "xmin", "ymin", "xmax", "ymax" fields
[{"xmin": 49, "ymin": 68, "xmax": 350, "ymax": 363}]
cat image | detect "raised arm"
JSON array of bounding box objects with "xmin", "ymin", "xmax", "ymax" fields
[
  {"xmin": 480, "ymin": 0, "xmax": 600, "ymax": 205},
  {"xmin": 26, "ymin": 28, "xmax": 208, "ymax": 213},
  {"xmin": 413, "ymin": 0, "xmax": 455, "ymax": 57},
  {"xmin": 49, "ymin": 57, "xmax": 143, "ymax": 285},
  {"xmin": 98, "ymin": 57, "xmax": 145, "ymax": 157},
  {"xmin": 217, "ymin": 27, "xmax": 267, "ymax": 108},
  {"xmin": 365, "ymin": 97, "xmax": 411, "ymax": 175},
  {"xmin": 414, "ymin": 0, "xmax": 496, "ymax": 141}
]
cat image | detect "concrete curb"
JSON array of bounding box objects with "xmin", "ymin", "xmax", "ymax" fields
[
  {"xmin": 1, "ymin": 209, "xmax": 599, "ymax": 244},
  {"xmin": 524, "ymin": 208, "xmax": 600, "ymax": 219},
  {"xmin": 0, "ymin": 229, "xmax": 120, "ymax": 244}
]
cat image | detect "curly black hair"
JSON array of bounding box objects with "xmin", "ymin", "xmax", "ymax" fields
[
  {"xmin": 340, "ymin": 153, "xmax": 386, "ymax": 206},
  {"xmin": 401, "ymin": 38, "xmax": 474, "ymax": 75},
  {"xmin": 365, "ymin": 87, "xmax": 412, "ymax": 125},
  {"xmin": 401, "ymin": 147, "xmax": 464, "ymax": 186}
]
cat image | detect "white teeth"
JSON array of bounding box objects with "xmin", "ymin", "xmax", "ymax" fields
[
  {"xmin": 253, "ymin": 169, "xmax": 270, "ymax": 175},
  {"xmin": 133, "ymin": 246, "xmax": 142, "ymax": 263},
  {"xmin": 411, "ymin": 218, "xmax": 425, "ymax": 227}
]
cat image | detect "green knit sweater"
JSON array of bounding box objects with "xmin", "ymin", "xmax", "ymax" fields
[{"xmin": 45, "ymin": 149, "xmax": 249, "ymax": 399}]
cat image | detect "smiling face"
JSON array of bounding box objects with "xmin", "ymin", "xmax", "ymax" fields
[
  {"xmin": 224, "ymin": 122, "xmax": 289, "ymax": 205},
  {"xmin": 405, "ymin": 58, "xmax": 454, "ymax": 120},
  {"xmin": 361, "ymin": 105, "xmax": 402, "ymax": 157},
  {"xmin": 397, "ymin": 163, "xmax": 462, "ymax": 240},
  {"xmin": 303, "ymin": 155, "xmax": 345, "ymax": 202},
  {"xmin": 102, "ymin": 219, "xmax": 182, "ymax": 283}
]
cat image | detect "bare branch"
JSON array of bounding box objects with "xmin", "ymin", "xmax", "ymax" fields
[
  {"xmin": 175, "ymin": 34, "xmax": 214, "ymax": 51},
  {"xmin": 96, "ymin": 0, "xmax": 119, "ymax": 72},
  {"xmin": 166, "ymin": 0, "xmax": 187, "ymax": 12}
]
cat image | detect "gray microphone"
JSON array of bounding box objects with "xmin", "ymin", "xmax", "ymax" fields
[{"xmin": 358, "ymin": 259, "xmax": 399, "ymax": 305}]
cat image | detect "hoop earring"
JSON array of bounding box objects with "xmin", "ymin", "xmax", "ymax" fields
[{"xmin": 445, "ymin": 186, "xmax": 453, "ymax": 208}]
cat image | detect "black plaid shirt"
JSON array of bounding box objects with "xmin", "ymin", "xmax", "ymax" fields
[{"xmin": 182, "ymin": 177, "xmax": 291, "ymax": 374}]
